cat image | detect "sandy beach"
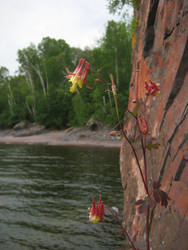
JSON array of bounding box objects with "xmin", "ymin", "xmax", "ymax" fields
[{"xmin": 0, "ymin": 127, "xmax": 121, "ymax": 148}]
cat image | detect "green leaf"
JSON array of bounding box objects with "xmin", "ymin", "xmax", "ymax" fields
[
  {"xmin": 146, "ymin": 143, "xmax": 160, "ymax": 150},
  {"xmin": 132, "ymin": 106, "xmax": 138, "ymax": 116}
]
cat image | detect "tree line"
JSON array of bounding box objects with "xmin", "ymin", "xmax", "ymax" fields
[{"xmin": 0, "ymin": 20, "xmax": 133, "ymax": 129}]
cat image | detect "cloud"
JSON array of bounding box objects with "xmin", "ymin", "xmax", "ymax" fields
[{"xmin": 0, "ymin": 0, "xmax": 122, "ymax": 75}]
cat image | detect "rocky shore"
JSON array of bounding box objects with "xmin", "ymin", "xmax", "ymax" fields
[{"xmin": 0, "ymin": 124, "xmax": 121, "ymax": 148}]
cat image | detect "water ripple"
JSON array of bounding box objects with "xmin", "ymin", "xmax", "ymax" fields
[{"xmin": 0, "ymin": 144, "xmax": 123, "ymax": 250}]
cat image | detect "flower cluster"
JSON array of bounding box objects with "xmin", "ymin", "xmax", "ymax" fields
[
  {"xmin": 136, "ymin": 80, "xmax": 159, "ymax": 136},
  {"xmin": 88, "ymin": 195, "xmax": 105, "ymax": 224},
  {"xmin": 66, "ymin": 59, "xmax": 90, "ymax": 93}
]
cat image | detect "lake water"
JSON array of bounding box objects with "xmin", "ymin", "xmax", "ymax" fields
[{"xmin": 0, "ymin": 144, "xmax": 124, "ymax": 250}]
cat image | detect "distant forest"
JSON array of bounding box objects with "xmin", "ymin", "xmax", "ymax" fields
[{"xmin": 0, "ymin": 19, "xmax": 134, "ymax": 129}]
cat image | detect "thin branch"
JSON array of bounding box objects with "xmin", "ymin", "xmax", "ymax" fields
[{"xmin": 104, "ymin": 205, "xmax": 137, "ymax": 250}]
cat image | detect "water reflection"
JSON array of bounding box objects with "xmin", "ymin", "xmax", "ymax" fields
[{"xmin": 0, "ymin": 144, "xmax": 124, "ymax": 250}]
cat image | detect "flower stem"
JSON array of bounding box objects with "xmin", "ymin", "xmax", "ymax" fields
[
  {"xmin": 105, "ymin": 205, "xmax": 137, "ymax": 250},
  {"xmin": 140, "ymin": 134, "xmax": 148, "ymax": 191},
  {"xmin": 113, "ymin": 93, "xmax": 149, "ymax": 195},
  {"xmin": 122, "ymin": 129, "xmax": 149, "ymax": 195},
  {"xmin": 146, "ymin": 205, "xmax": 150, "ymax": 250}
]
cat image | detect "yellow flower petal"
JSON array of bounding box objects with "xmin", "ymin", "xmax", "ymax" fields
[
  {"xmin": 89, "ymin": 215, "xmax": 100, "ymax": 224},
  {"xmin": 78, "ymin": 79, "xmax": 83, "ymax": 88},
  {"xmin": 69, "ymin": 76, "xmax": 83, "ymax": 93}
]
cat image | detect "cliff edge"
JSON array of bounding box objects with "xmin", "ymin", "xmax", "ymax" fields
[{"xmin": 120, "ymin": 0, "xmax": 188, "ymax": 249}]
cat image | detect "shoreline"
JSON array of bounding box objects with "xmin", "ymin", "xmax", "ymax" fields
[{"xmin": 0, "ymin": 128, "xmax": 121, "ymax": 148}]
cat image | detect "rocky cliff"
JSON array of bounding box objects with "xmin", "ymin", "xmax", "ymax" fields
[{"xmin": 120, "ymin": 0, "xmax": 188, "ymax": 249}]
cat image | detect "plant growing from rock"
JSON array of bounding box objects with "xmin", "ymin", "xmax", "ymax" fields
[{"xmin": 66, "ymin": 59, "xmax": 170, "ymax": 250}]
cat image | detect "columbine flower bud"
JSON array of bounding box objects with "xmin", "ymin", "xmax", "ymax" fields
[
  {"xmin": 138, "ymin": 115, "xmax": 149, "ymax": 135},
  {"xmin": 109, "ymin": 131, "xmax": 118, "ymax": 136},
  {"xmin": 110, "ymin": 74, "xmax": 117, "ymax": 96},
  {"xmin": 145, "ymin": 80, "xmax": 160, "ymax": 97}
]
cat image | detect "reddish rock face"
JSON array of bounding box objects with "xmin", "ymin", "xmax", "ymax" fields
[{"xmin": 120, "ymin": 0, "xmax": 188, "ymax": 249}]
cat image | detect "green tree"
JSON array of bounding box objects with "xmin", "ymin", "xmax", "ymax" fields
[
  {"xmin": 17, "ymin": 37, "xmax": 74, "ymax": 127},
  {"xmin": 0, "ymin": 19, "xmax": 132, "ymax": 129},
  {"xmin": 71, "ymin": 94, "xmax": 91, "ymax": 126},
  {"xmin": 89, "ymin": 20, "xmax": 132, "ymax": 125},
  {"xmin": 107, "ymin": 0, "xmax": 140, "ymax": 13}
]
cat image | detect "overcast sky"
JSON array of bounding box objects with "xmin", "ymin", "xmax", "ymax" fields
[{"xmin": 0, "ymin": 0, "xmax": 132, "ymax": 75}]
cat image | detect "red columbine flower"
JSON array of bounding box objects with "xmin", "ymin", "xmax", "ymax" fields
[
  {"xmin": 66, "ymin": 59, "xmax": 90, "ymax": 93},
  {"xmin": 145, "ymin": 80, "xmax": 160, "ymax": 97},
  {"xmin": 88, "ymin": 195, "xmax": 105, "ymax": 224},
  {"xmin": 138, "ymin": 115, "xmax": 149, "ymax": 135}
]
